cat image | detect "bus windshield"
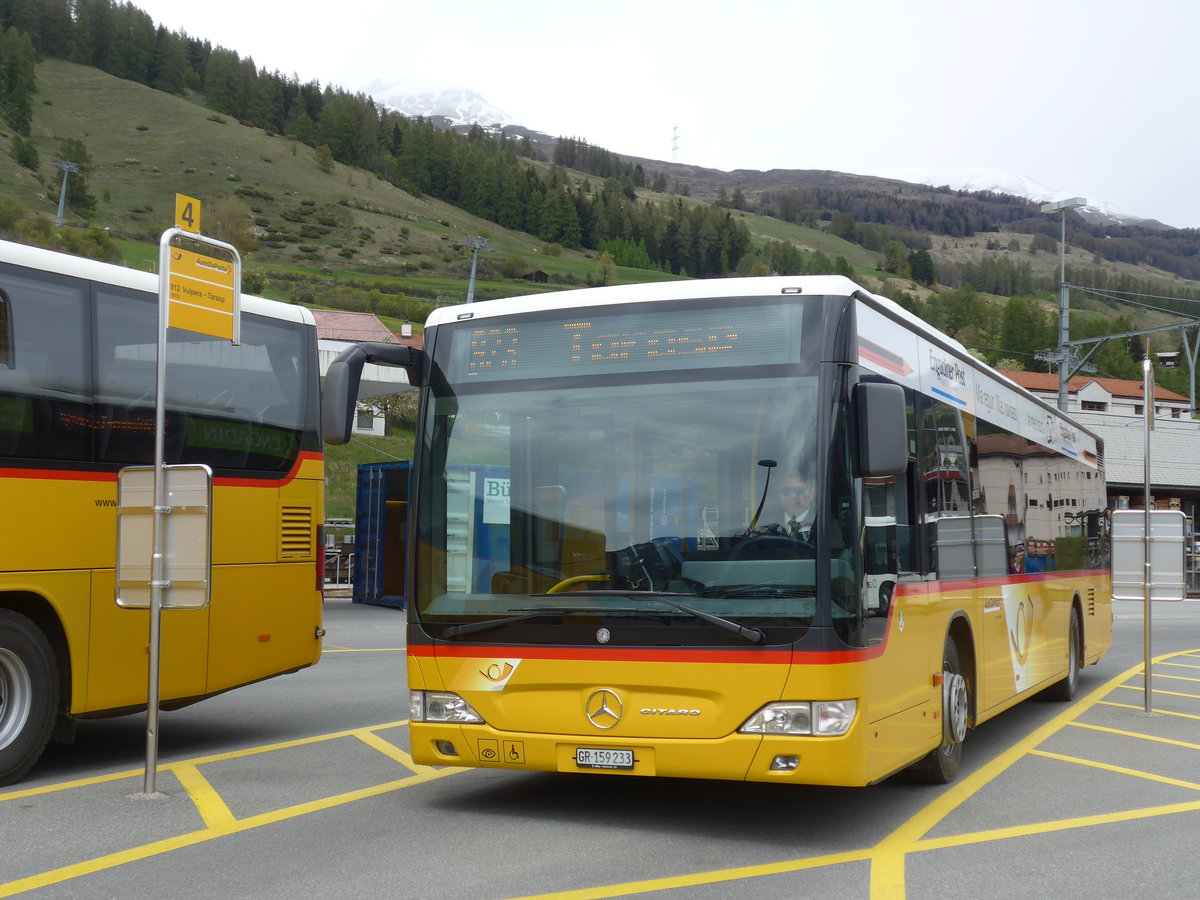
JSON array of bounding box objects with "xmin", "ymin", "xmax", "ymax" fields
[{"xmin": 416, "ymin": 296, "xmax": 857, "ymax": 642}]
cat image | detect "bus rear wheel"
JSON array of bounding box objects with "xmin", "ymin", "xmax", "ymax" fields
[
  {"xmin": 0, "ymin": 611, "xmax": 59, "ymax": 786},
  {"xmin": 912, "ymin": 636, "xmax": 969, "ymax": 784}
]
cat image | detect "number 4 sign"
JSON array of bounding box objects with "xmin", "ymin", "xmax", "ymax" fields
[{"xmin": 175, "ymin": 193, "xmax": 200, "ymax": 233}]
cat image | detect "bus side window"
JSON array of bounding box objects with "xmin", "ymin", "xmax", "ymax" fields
[
  {"xmin": 0, "ymin": 288, "xmax": 10, "ymax": 368},
  {"xmin": 0, "ymin": 271, "xmax": 90, "ymax": 461},
  {"xmin": 919, "ymin": 396, "xmax": 973, "ymax": 578}
]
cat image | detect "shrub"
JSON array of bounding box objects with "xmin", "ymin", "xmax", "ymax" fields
[{"xmin": 11, "ymin": 134, "xmax": 38, "ymax": 171}]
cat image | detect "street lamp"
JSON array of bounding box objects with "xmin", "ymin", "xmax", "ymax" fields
[{"xmin": 1040, "ymin": 197, "xmax": 1087, "ymax": 411}]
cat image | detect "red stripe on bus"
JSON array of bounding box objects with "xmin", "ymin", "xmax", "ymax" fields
[
  {"xmin": 215, "ymin": 450, "xmax": 323, "ymax": 487},
  {"xmin": 412, "ymin": 644, "xmax": 795, "ymax": 665},
  {"xmin": 411, "ymin": 643, "xmax": 893, "ymax": 665},
  {"xmin": 915, "ymin": 570, "xmax": 1109, "ymax": 591},
  {"xmin": 0, "ymin": 450, "xmax": 323, "ymax": 487},
  {"xmin": 0, "ymin": 467, "xmax": 115, "ymax": 482}
]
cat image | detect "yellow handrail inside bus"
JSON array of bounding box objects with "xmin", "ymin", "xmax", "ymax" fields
[{"xmin": 546, "ymin": 575, "xmax": 609, "ymax": 593}]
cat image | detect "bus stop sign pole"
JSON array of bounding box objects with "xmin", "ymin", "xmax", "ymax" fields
[{"xmin": 129, "ymin": 209, "xmax": 240, "ymax": 797}]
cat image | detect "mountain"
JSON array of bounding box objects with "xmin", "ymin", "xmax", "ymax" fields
[
  {"xmin": 362, "ymin": 81, "xmax": 1171, "ymax": 234},
  {"xmin": 862, "ymin": 167, "xmax": 1172, "ymax": 231},
  {"xmin": 364, "ymin": 82, "xmax": 514, "ymax": 128}
]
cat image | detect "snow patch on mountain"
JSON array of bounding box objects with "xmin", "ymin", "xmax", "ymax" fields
[
  {"xmin": 362, "ymin": 80, "xmax": 514, "ymax": 127},
  {"xmin": 864, "ymin": 166, "xmax": 1060, "ymax": 204},
  {"xmin": 862, "ymin": 166, "xmax": 1164, "ymax": 228}
]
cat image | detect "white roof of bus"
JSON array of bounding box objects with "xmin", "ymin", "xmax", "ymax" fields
[
  {"xmin": 425, "ymin": 275, "xmax": 970, "ymax": 355},
  {"xmin": 426, "ymin": 275, "xmax": 865, "ymax": 328},
  {"xmin": 0, "ymin": 239, "xmax": 315, "ymax": 327}
]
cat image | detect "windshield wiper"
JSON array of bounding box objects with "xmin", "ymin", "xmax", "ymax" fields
[
  {"xmin": 533, "ymin": 591, "xmax": 767, "ymax": 644},
  {"xmin": 701, "ymin": 584, "xmax": 816, "ymax": 599},
  {"xmin": 438, "ymin": 606, "xmax": 640, "ymax": 640}
]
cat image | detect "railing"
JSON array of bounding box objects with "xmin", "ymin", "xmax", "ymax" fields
[{"xmin": 324, "ymin": 552, "xmax": 354, "ymax": 585}]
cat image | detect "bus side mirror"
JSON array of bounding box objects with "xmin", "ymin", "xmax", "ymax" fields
[
  {"xmin": 855, "ymin": 382, "xmax": 907, "ymax": 477},
  {"xmin": 321, "ymin": 342, "xmax": 426, "ymax": 445}
]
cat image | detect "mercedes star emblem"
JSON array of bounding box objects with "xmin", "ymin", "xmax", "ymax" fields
[{"xmin": 585, "ymin": 689, "xmax": 623, "ymax": 729}]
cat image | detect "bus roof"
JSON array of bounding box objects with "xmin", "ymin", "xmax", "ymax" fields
[
  {"xmin": 426, "ymin": 275, "xmax": 867, "ymax": 328},
  {"xmin": 427, "ymin": 274, "xmax": 971, "ymax": 353},
  {"xmin": 0, "ymin": 239, "xmax": 315, "ymax": 327}
]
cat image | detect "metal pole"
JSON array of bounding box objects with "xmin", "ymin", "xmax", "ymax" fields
[
  {"xmin": 1057, "ymin": 210, "xmax": 1070, "ymax": 412},
  {"xmin": 54, "ymin": 168, "xmax": 70, "ymax": 228},
  {"xmin": 142, "ymin": 229, "xmax": 176, "ymax": 796},
  {"xmin": 1184, "ymin": 327, "xmax": 1200, "ymax": 415},
  {"xmin": 1143, "ymin": 349, "xmax": 1153, "ymax": 712},
  {"xmin": 53, "ymin": 160, "xmax": 80, "ymax": 228},
  {"xmin": 466, "ymin": 246, "xmax": 480, "ymax": 303}
]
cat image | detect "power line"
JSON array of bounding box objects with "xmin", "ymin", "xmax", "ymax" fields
[{"xmin": 1069, "ymin": 283, "xmax": 1200, "ymax": 319}]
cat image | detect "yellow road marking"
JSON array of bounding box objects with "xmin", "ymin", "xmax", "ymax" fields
[
  {"xmin": 0, "ymin": 721, "xmax": 410, "ymax": 803},
  {"xmin": 173, "ymin": 764, "xmax": 236, "ymax": 829},
  {"xmin": 905, "ymin": 798, "xmax": 1200, "ymax": 852},
  {"xmin": 1160, "ymin": 661, "xmax": 1200, "ymax": 670},
  {"xmin": 1098, "ymin": 700, "xmax": 1200, "ymax": 721},
  {"xmin": 356, "ymin": 731, "xmax": 436, "ymax": 771},
  {"xmin": 0, "ymin": 766, "xmax": 464, "ymax": 898},
  {"xmin": 1029, "ymin": 748, "xmax": 1200, "ymax": 791},
  {"xmin": 321, "ymin": 647, "xmax": 405, "ymax": 653},
  {"xmin": 864, "ymin": 660, "xmax": 1138, "ymax": 899},
  {"xmin": 1153, "ymin": 673, "xmax": 1200, "ymax": 684},
  {"xmin": 517, "ymin": 849, "xmax": 873, "ymax": 900},
  {"xmin": 1116, "ymin": 683, "xmax": 1200, "ymax": 700},
  {"xmin": 1069, "ymin": 720, "xmax": 1200, "ymax": 751}
]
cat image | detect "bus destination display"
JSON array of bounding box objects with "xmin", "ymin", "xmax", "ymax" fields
[{"xmin": 460, "ymin": 305, "xmax": 796, "ymax": 380}]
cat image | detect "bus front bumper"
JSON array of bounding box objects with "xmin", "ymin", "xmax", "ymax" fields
[{"xmin": 409, "ymin": 722, "xmax": 873, "ymax": 786}]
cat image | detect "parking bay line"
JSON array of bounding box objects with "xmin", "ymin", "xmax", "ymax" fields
[
  {"xmin": 0, "ymin": 765, "xmax": 464, "ymax": 897},
  {"xmin": 516, "ymin": 648, "xmax": 1200, "ymax": 900},
  {"xmin": 0, "ymin": 722, "xmax": 464, "ymax": 897}
]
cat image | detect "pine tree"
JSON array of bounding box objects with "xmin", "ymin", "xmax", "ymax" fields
[{"xmin": 0, "ymin": 27, "xmax": 36, "ymax": 135}]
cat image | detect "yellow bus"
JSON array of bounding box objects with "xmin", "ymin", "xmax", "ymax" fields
[
  {"xmin": 324, "ymin": 276, "xmax": 1112, "ymax": 786},
  {"xmin": 0, "ymin": 239, "xmax": 324, "ymax": 785}
]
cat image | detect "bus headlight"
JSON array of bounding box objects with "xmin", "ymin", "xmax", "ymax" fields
[
  {"xmin": 739, "ymin": 700, "xmax": 856, "ymax": 736},
  {"xmin": 410, "ymin": 690, "xmax": 486, "ymax": 724},
  {"xmin": 813, "ymin": 700, "xmax": 856, "ymax": 736}
]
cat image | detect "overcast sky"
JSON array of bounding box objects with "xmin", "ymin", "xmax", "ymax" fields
[{"xmin": 132, "ymin": 0, "xmax": 1200, "ymax": 227}]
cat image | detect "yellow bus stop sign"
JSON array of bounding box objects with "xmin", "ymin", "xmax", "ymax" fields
[{"xmin": 167, "ymin": 246, "xmax": 236, "ymax": 339}]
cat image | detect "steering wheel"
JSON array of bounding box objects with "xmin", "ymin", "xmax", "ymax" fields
[{"xmin": 730, "ymin": 534, "xmax": 814, "ymax": 561}]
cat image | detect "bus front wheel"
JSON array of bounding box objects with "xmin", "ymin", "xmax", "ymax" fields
[
  {"xmin": 1045, "ymin": 605, "xmax": 1081, "ymax": 702},
  {"xmin": 912, "ymin": 636, "xmax": 968, "ymax": 784},
  {"xmin": 0, "ymin": 611, "xmax": 59, "ymax": 786}
]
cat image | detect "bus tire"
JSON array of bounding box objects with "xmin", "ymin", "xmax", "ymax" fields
[
  {"xmin": 0, "ymin": 610, "xmax": 59, "ymax": 786},
  {"xmin": 1045, "ymin": 605, "xmax": 1081, "ymax": 702},
  {"xmin": 912, "ymin": 636, "xmax": 968, "ymax": 784}
]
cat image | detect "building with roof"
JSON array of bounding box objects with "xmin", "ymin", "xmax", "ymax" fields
[
  {"xmin": 312, "ymin": 311, "xmax": 417, "ymax": 436},
  {"xmin": 999, "ymin": 370, "xmax": 1191, "ymax": 421},
  {"xmin": 1000, "ymin": 369, "xmax": 1199, "ymax": 513}
]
